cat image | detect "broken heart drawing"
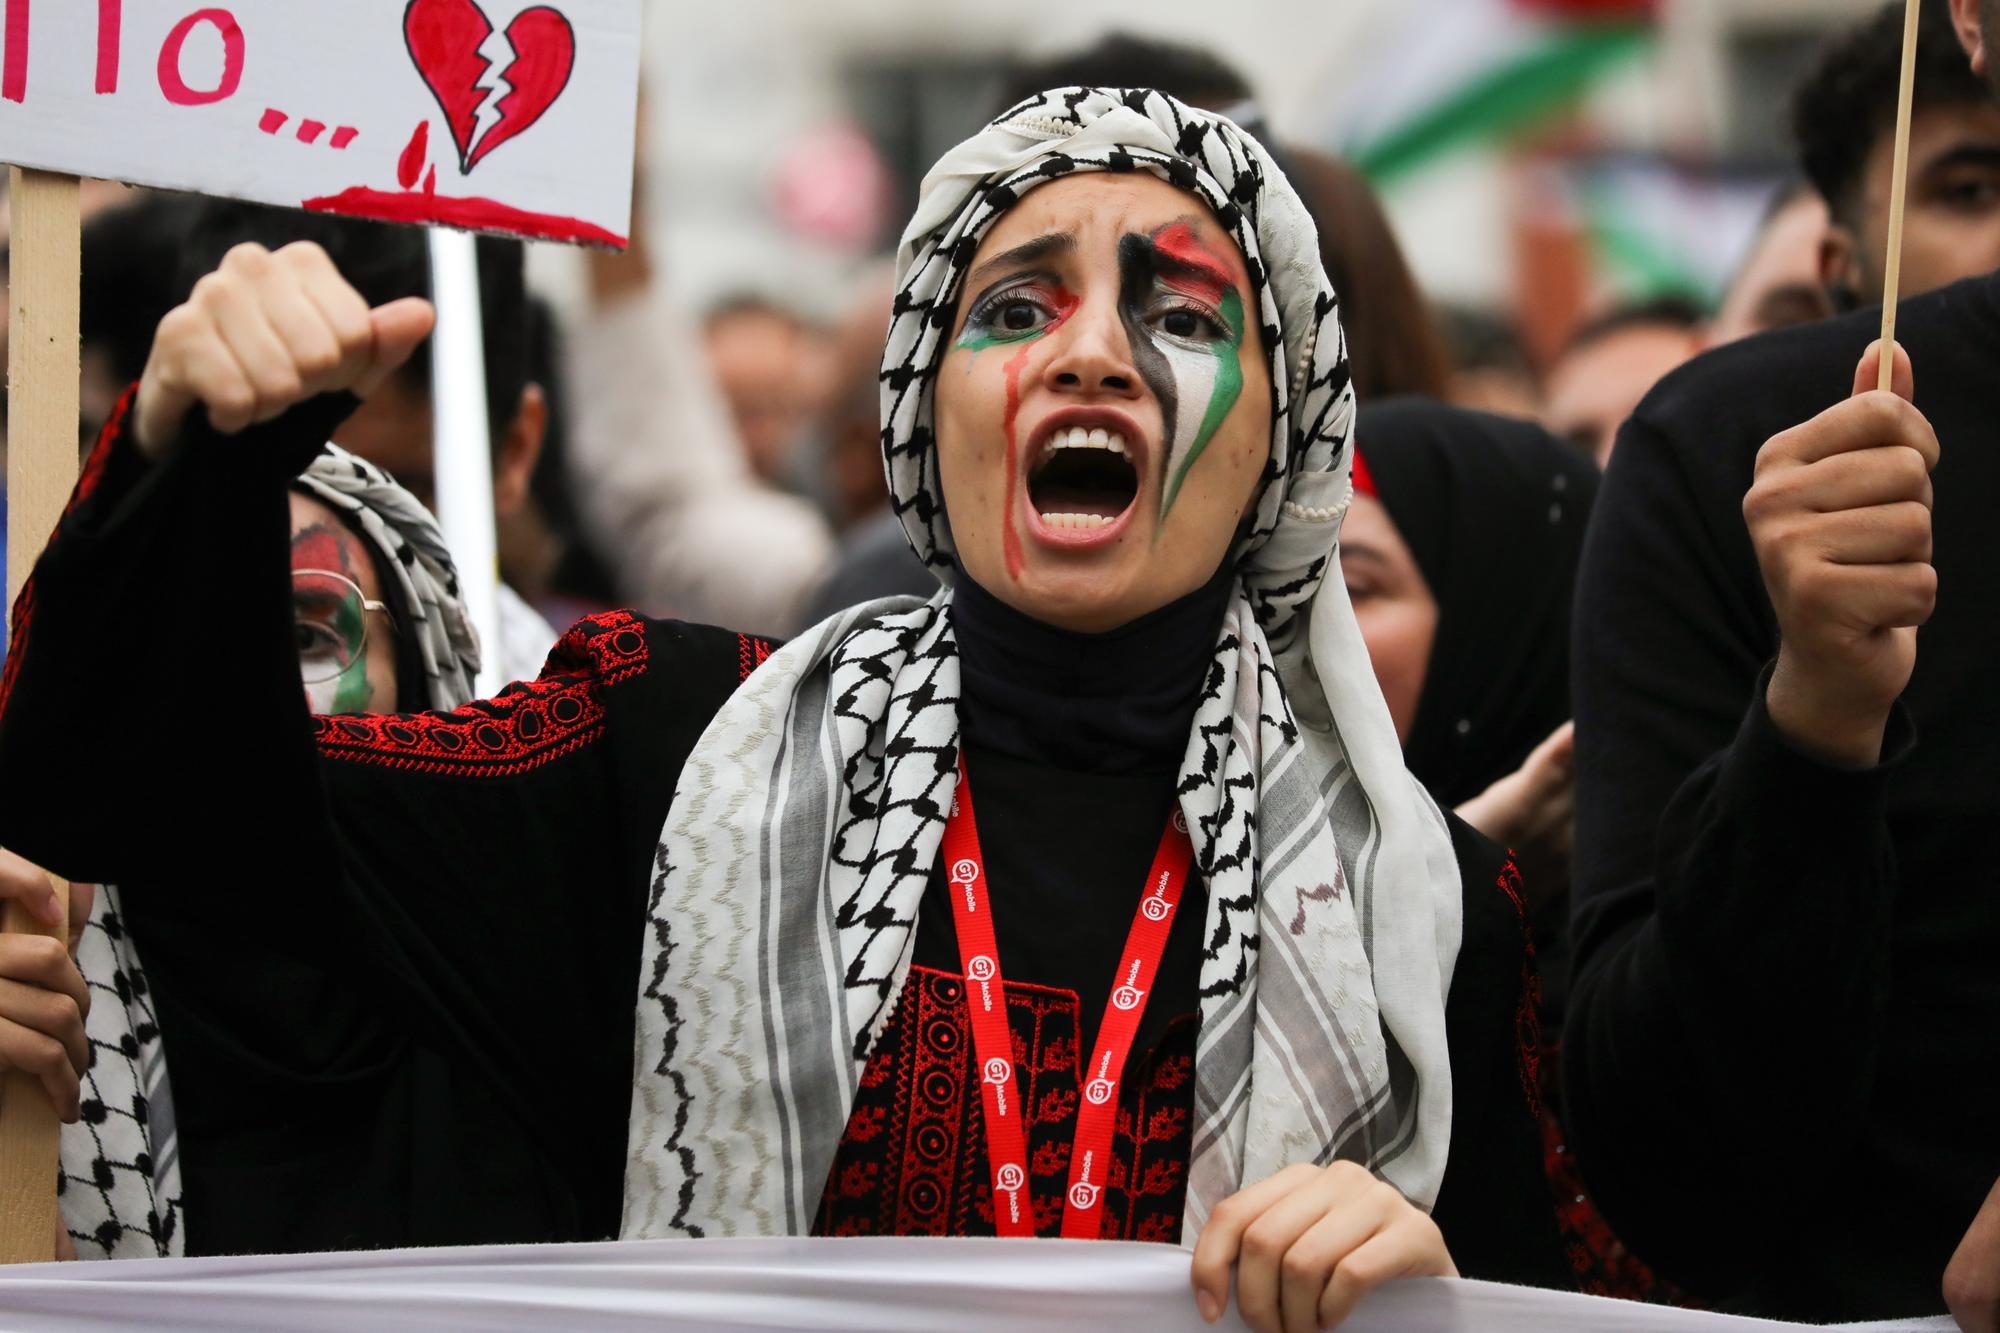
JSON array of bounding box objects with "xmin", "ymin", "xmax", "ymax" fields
[{"xmin": 404, "ymin": 0, "xmax": 576, "ymax": 174}]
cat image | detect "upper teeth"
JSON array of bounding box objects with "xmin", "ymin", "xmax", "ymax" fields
[{"xmin": 1046, "ymin": 426, "xmax": 1129, "ymax": 456}]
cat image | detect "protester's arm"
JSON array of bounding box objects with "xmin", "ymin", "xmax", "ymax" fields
[
  {"xmin": 1946, "ymin": 1177, "xmax": 2000, "ymax": 1333},
  {"xmin": 562, "ymin": 274, "xmax": 834, "ymax": 638},
  {"xmin": 1565, "ymin": 347, "xmax": 1931, "ymax": 1295}
]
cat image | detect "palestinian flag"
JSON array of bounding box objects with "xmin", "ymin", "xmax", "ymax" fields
[{"xmin": 1340, "ymin": 0, "xmax": 1658, "ymax": 184}]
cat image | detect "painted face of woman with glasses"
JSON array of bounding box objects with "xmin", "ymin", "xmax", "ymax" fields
[{"xmin": 288, "ymin": 492, "xmax": 399, "ymax": 714}]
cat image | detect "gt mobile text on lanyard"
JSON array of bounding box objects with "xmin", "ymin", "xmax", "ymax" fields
[{"xmin": 940, "ymin": 755, "xmax": 1195, "ymax": 1239}]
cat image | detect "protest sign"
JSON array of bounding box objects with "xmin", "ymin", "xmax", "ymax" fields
[{"xmin": 0, "ymin": 0, "xmax": 640, "ymax": 245}]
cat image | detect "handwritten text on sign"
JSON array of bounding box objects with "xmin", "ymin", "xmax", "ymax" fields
[{"xmin": 0, "ymin": 0, "xmax": 638, "ymax": 246}]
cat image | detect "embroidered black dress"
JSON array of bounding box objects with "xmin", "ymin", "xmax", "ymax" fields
[{"xmin": 0, "ymin": 391, "xmax": 1563, "ymax": 1286}]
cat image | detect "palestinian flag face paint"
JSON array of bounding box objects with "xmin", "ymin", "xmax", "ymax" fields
[
  {"xmin": 1117, "ymin": 222, "xmax": 1246, "ymax": 522},
  {"xmin": 956, "ymin": 277, "xmax": 1081, "ymax": 579},
  {"xmin": 291, "ymin": 525, "xmax": 377, "ymax": 715}
]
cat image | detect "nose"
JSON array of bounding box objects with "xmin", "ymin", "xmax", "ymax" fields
[{"xmin": 1041, "ymin": 298, "xmax": 1142, "ymax": 399}]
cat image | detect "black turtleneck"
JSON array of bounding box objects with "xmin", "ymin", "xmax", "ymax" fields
[
  {"xmin": 951, "ymin": 561, "xmax": 1235, "ymax": 774},
  {"xmin": 907, "ymin": 563, "xmax": 1234, "ymax": 1059}
]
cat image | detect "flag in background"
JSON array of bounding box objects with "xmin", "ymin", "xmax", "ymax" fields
[{"xmin": 1334, "ymin": 0, "xmax": 1658, "ymax": 184}]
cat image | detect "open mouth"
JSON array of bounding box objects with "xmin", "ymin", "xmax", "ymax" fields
[{"xmin": 1027, "ymin": 427, "xmax": 1141, "ymax": 531}]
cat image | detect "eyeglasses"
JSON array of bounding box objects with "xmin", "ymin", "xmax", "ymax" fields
[{"xmin": 291, "ymin": 568, "xmax": 392, "ymax": 686}]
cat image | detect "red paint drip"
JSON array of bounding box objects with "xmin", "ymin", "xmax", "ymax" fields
[
  {"xmin": 1000, "ymin": 342, "xmax": 1032, "ymax": 580},
  {"xmin": 996, "ymin": 289, "xmax": 1079, "ymax": 580},
  {"xmin": 259, "ymin": 107, "xmax": 288, "ymax": 134},
  {"xmin": 329, "ymin": 126, "xmax": 359, "ymax": 150},
  {"xmin": 397, "ymin": 121, "xmax": 430, "ymax": 191},
  {"xmin": 302, "ymin": 186, "xmax": 627, "ymax": 248},
  {"xmin": 3, "ymin": 0, "xmax": 30, "ymax": 103},
  {"xmin": 1152, "ymin": 221, "xmax": 1232, "ymax": 307},
  {"xmin": 297, "ymin": 120, "xmax": 327, "ymax": 145}
]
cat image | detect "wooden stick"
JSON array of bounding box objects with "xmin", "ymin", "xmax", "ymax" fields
[
  {"xmin": 1878, "ymin": 0, "xmax": 1924, "ymax": 392},
  {"xmin": 0, "ymin": 164, "xmax": 81, "ymax": 1265}
]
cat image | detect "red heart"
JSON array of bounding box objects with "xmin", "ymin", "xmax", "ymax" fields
[{"xmin": 403, "ymin": 0, "xmax": 576, "ymax": 174}]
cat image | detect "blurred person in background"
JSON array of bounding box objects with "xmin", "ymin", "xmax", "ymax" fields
[
  {"xmin": 1439, "ymin": 306, "xmax": 1543, "ymax": 420},
  {"xmin": 703, "ymin": 294, "xmax": 836, "ymax": 488},
  {"xmin": 1708, "ymin": 181, "xmax": 1836, "ymax": 347},
  {"xmin": 1796, "ymin": 0, "xmax": 2000, "ymax": 313},
  {"xmin": 1542, "ymin": 296, "xmax": 1705, "ymax": 467},
  {"xmin": 1287, "ymin": 153, "xmax": 1454, "ymax": 402},
  {"xmin": 1565, "ymin": 0, "xmax": 2000, "ymax": 1321},
  {"xmin": 563, "ymin": 162, "xmax": 835, "ymax": 637}
]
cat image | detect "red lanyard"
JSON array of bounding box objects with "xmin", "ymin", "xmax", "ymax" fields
[{"xmin": 940, "ymin": 755, "xmax": 1194, "ymax": 1239}]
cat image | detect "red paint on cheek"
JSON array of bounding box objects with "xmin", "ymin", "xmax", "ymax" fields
[
  {"xmin": 291, "ymin": 529, "xmax": 343, "ymax": 575},
  {"xmin": 1000, "ymin": 342, "xmax": 1032, "ymax": 580},
  {"xmin": 995, "ymin": 289, "xmax": 1078, "ymax": 582}
]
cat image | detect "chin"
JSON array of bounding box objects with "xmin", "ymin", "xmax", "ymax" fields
[{"xmin": 998, "ymin": 557, "xmax": 1154, "ymax": 634}]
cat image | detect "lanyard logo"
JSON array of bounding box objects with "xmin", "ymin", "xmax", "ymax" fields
[
  {"xmin": 995, "ymin": 1162, "xmax": 1025, "ymax": 1193},
  {"xmin": 1111, "ymin": 959, "xmax": 1146, "ymax": 1011},
  {"xmin": 966, "ymin": 955, "xmax": 997, "ymax": 983},
  {"xmin": 1067, "ymin": 1151, "xmax": 1101, "ymax": 1212},
  {"xmin": 1171, "ymin": 807, "xmax": 1188, "ymax": 835},
  {"xmin": 1139, "ymin": 871, "xmax": 1174, "ymax": 922},
  {"xmin": 950, "ymin": 858, "xmax": 980, "ymax": 885},
  {"xmin": 982, "ymin": 1057, "xmax": 1012, "ymax": 1087},
  {"xmin": 1084, "ymin": 1077, "xmax": 1116, "ymax": 1105}
]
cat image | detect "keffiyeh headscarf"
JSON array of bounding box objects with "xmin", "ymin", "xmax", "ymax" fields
[
  {"xmin": 624, "ymin": 88, "xmax": 1464, "ymax": 1242},
  {"xmin": 62, "ymin": 445, "xmax": 481, "ymax": 1259}
]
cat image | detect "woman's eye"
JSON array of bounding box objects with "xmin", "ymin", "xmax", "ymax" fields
[
  {"xmin": 997, "ymin": 300, "xmax": 1045, "ymax": 332},
  {"xmin": 1156, "ymin": 306, "xmax": 1224, "ymax": 340}
]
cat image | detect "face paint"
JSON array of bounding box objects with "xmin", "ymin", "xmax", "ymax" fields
[
  {"xmin": 291, "ymin": 524, "xmax": 377, "ymax": 714},
  {"xmin": 1116, "ymin": 223, "xmax": 1247, "ymax": 522},
  {"xmin": 956, "ymin": 278, "xmax": 1080, "ymax": 578}
]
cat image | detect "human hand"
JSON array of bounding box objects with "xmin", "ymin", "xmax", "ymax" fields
[
  {"xmin": 1189, "ymin": 1161, "xmax": 1456, "ymax": 1332},
  {"xmin": 1946, "ymin": 1176, "xmax": 2000, "ymax": 1332},
  {"xmin": 1747, "ymin": 341, "xmax": 1937, "ymax": 769},
  {"xmin": 134, "ymin": 241, "xmax": 435, "ymax": 458},
  {"xmin": 1456, "ymin": 721, "xmax": 1574, "ymax": 905},
  {"xmin": 0, "ymin": 850, "xmax": 90, "ymax": 1121}
]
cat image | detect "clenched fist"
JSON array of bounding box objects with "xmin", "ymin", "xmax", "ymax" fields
[
  {"xmin": 134, "ymin": 241, "xmax": 436, "ymax": 458},
  {"xmin": 1745, "ymin": 342, "xmax": 1938, "ymax": 768}
]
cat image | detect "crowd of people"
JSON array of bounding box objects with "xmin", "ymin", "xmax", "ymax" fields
[{"xmin": 0, "ymin": 2, "xmax": 1994, "ymax": 1330}]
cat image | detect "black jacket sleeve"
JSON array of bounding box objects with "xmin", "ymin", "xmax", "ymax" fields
[
  {"xmin": 1431, "ymin": 816, "xmax": 1572, "ymax": 1292},
  {"xmin": 0, "ymin": 388, "xmax": 761, "ymax": 1249},
  {"xmin": 1564, "ymin": 406, "xmax": 1907, "ymax": 1296}
]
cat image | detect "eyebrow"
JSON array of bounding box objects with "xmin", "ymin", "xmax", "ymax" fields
[
  {"xmin": 1152, "ymin": 216, "xmax": 1238, "ymax": 296},
  {"xmin": 967, "ymin": 231, "xmax": 1076, "ymax": 288},
  {"xmin": 1920, "ymin": 143, "xmax": 2000, "ymax": 174}
]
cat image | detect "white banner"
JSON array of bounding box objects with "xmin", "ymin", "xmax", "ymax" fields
[
  {"xmin": 0, "ymin": 0, "xmax": 638, "ymax": 245},
  {"xmin": 0, "ymin": 1238, "xmax": 1957, "ymax": 1332}
]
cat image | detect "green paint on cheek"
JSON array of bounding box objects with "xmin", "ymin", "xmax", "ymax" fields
[
  {"xmin": 328, "ymin": 586, "xmax": 373, "ymax": 712},
  {"xmin": 1159, "ymin": 288, "xmax": 1246, "ymax": 519},
  {"xmin": 330, "ymin": 656, "xmax": 374, "ymax": 713}
]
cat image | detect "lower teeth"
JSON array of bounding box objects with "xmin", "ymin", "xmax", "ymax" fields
[{"xmin": 1040, "ymin": 512, "xmax": 1113, "ymax": 531}]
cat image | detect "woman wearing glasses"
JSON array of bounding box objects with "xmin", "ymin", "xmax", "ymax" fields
[{"xmin": 0, "ymin": 90, "xmax": 1570, "ymax": 1329}]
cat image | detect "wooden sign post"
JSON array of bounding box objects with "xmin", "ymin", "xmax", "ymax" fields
[
  {"xmin": 0, "ymin": 0, "xmax": 640, "ymax": 1261},
  {"xmin": 0, "ymin": 164, "xmax": 80, "ymax": 1265},
  {"xmin": 1877, "ymin": 0, "xmax": 1923, "ymax": 389}
]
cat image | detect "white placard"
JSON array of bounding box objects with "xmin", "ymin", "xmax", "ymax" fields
[
  {"xmin": 0, "ymin": 0, "xmax": 638, "ymax": 246},
  {"xmin": 0, "ymin": 1237, "xmax": 1959, "ymax": 1332}
]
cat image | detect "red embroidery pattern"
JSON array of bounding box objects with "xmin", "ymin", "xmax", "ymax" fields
[
  {"xmin": 1499, "ymin": 856, "xmax": 1684, "ymax": 1306},
  {"xmin": 314, "ymin": 609, "xmax": 649, "ymax": 776},
  {"xmin": 814, "ymin": 966, "xmax": 1194, "ymax": 1242},
  {"xmin": 737, "ymin": 633, "xmax": 773, "ymax": 683},
  {"xmin": 0, "ymin": 384, "xmax": 139, "ymax": 720}
]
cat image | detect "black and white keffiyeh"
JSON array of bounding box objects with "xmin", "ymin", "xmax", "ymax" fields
[
  {"xmin": 61, "ymin": 445, "xmax": 482, "ymax": 1259},
  {"xmin": 626, "ymin": 88, "xmax": 1465, "ymax": 1243}
]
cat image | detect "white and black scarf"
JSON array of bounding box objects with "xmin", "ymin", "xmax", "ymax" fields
[
  {"xmin": 61, "ymin": 444, "xmax": 482, "ymax": 1259},
  {"xmin": 624, "ymin": 89, "xmax": 1463, "ymax": 1244}
]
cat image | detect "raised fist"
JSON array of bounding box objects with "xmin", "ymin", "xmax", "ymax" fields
[
  {"xmin": 134, "ymin": 240, "xmax": 435, "ymax": 457},
  {"xmin": 1745, "ymin": 341, "xmax": 1938, "ymax": 768}
]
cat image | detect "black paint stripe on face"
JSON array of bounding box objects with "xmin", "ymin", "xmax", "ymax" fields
[{"xmin": 1118, "ymin": 233, "xmax": 1178, "ymax": 450}]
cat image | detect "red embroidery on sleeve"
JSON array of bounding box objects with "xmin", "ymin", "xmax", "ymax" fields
[
  {"xmin": 314, "ymin": 609, "xmax": 649, "ymax": 776},
  {"xmin": 738, "ymin": 633, "xmax": 773, "ymax": 683},
  {"xmin": 0, "ymin": 384, "xmax": 141, "ymax": 720}
]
